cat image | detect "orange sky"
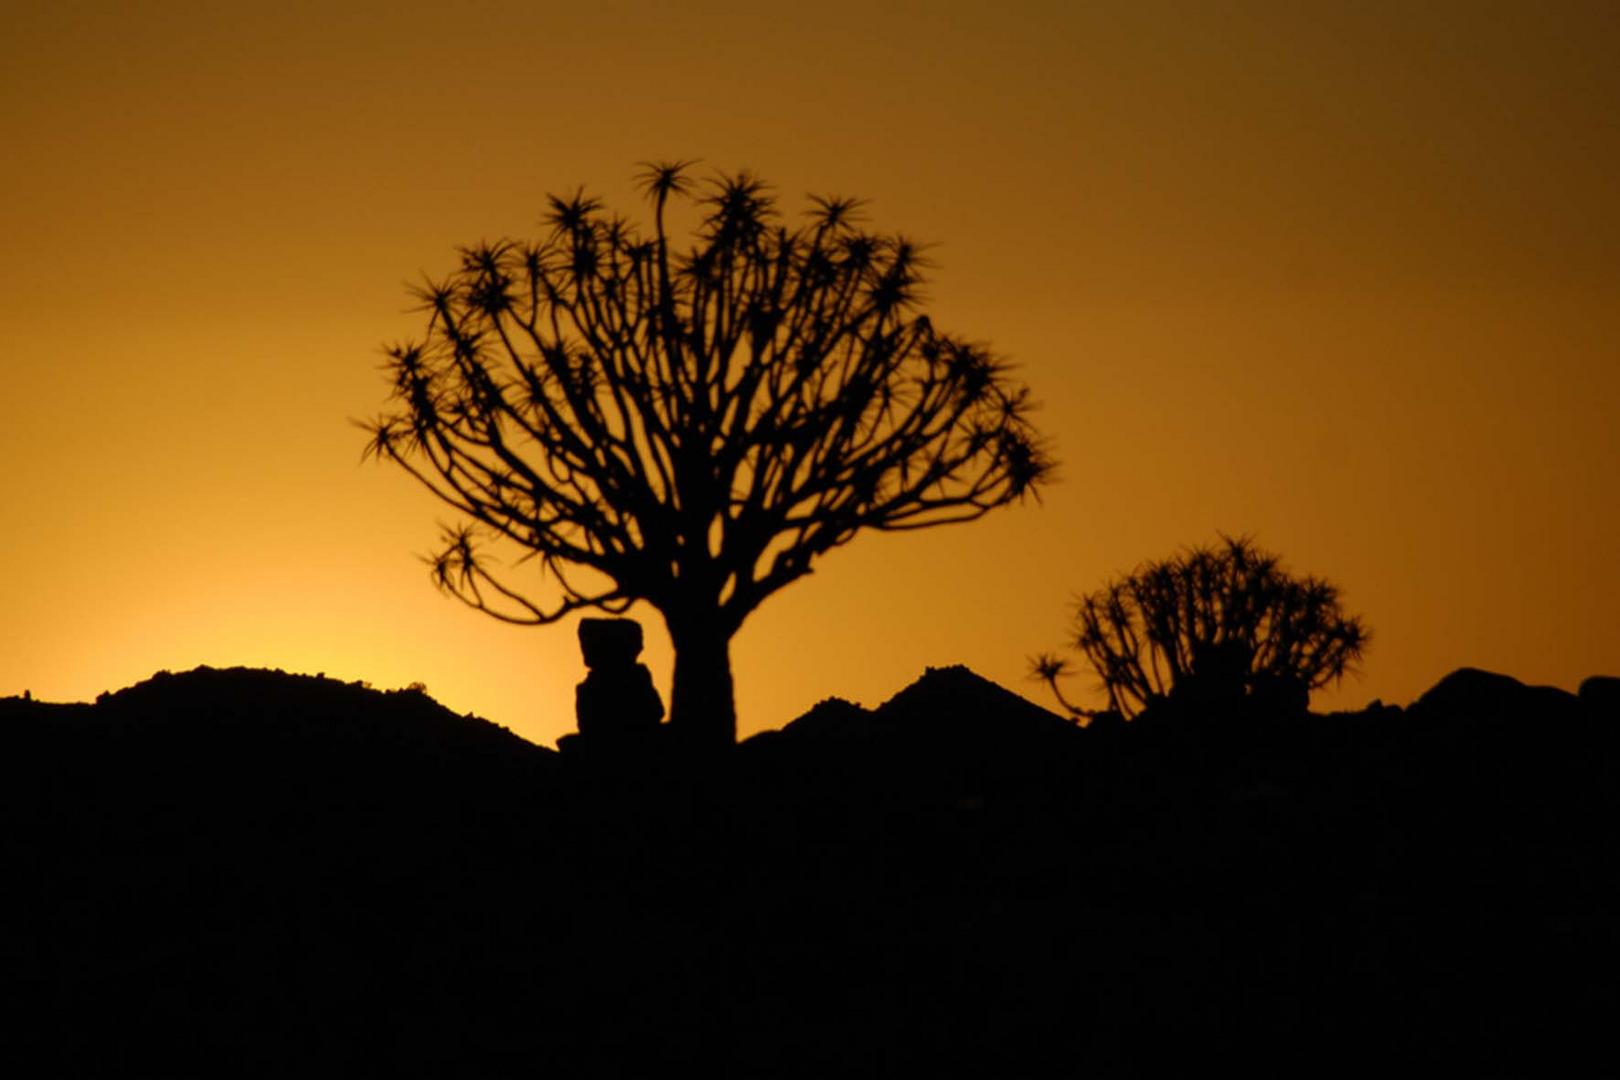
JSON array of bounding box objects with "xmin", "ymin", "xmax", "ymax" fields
[{"xmin": 4, "ymin": 1, "xmax": 1616, "ymax": 746}]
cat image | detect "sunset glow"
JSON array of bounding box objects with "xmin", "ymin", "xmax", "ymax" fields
[{"xmin": 4, "ymin": 1, "xmax": 1616, "ymax": 746}]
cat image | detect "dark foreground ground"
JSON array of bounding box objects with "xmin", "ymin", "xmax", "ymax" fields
[{"xmin": 2, "ymin": 665, "xmax": 1615, "ymax": 1076}]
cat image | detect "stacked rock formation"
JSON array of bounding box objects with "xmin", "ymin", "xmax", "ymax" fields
[{"xmin": 574, "ymin": 618, "xmax": 664, "ymax": 740}]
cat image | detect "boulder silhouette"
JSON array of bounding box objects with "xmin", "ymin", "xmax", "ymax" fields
[
  {"xmin": 1411, "ymin": 666, "xmax": 1577, "ymax": 717},
  {"xmin": 1578, "ymin": 674, "xmax": 1620, "ymax": 717},
  {"xmin": 574, "ymin": 617, "xmax": 664, "ymax": 740},
  {"xmin": 578, "ymin": 617, "xmax": 645, "ymax": 669}
]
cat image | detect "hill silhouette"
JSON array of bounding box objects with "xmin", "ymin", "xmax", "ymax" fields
[
  {"xmin": 783, "ymin": 663, "xmax": 1074, "ymax": 741},
  {"xmin": 3, "ymin": 663, "xmax": 1615, "ymax": 1074}
]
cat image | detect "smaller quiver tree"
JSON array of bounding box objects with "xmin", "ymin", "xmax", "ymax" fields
[{"xmin": 1033, "ymin": 535, "xmax": 1368, "ymax": 720}]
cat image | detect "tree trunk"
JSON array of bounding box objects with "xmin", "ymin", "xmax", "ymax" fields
[{"xmin": 665, "ymin": 614, "xmax": 738, "ymax": 747}]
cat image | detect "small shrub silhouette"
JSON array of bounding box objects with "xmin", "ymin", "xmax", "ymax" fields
[{"xmin": 1033, "ymin": 535, "xmax": 1369, "ymax": 719}]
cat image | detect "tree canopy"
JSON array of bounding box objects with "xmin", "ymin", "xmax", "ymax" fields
[
  {"xmin": 1034, "ymin": 535, "xmax": 1369, "ymax": 720},
  {"xmin": 365, "ymin": 163, "xmax": 1052, "ymax": 743}
]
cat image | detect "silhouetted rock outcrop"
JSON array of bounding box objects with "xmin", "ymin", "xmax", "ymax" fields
[
  {"xmin": 876, "ymin": 663, "xmax": 1072, "ymax": 733},
  {"xmin": 1579, "ymin": 674, "xmax": 1620, "ymax": 716},
  {"xmin": 780, "ymin": 664, "xmax": 1071, "ymax": 746},
  {"xmin": 776, "ymin": 695, "xmax": 873, "ymax": 739},
  {"xmin": 572, "ymin": 617, "xmax": 664, "ymax": 742},
  {"xmin": 1411, "ymin": 665, "xmax": 1579, "ymax": 719}
]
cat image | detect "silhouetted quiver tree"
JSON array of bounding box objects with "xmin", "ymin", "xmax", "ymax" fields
[
  {"xmin": 366, "ymin": 164, "xmax": 1051, "ymax": 745},
  {"xmin": 1035, "ymin": 536, "xmax": 1368, "ymax": 720}
]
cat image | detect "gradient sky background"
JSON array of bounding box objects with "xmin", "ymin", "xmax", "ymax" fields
[{"xmin": 4, "ymin": 1, "xmax": 1616, "ymax": 746}]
